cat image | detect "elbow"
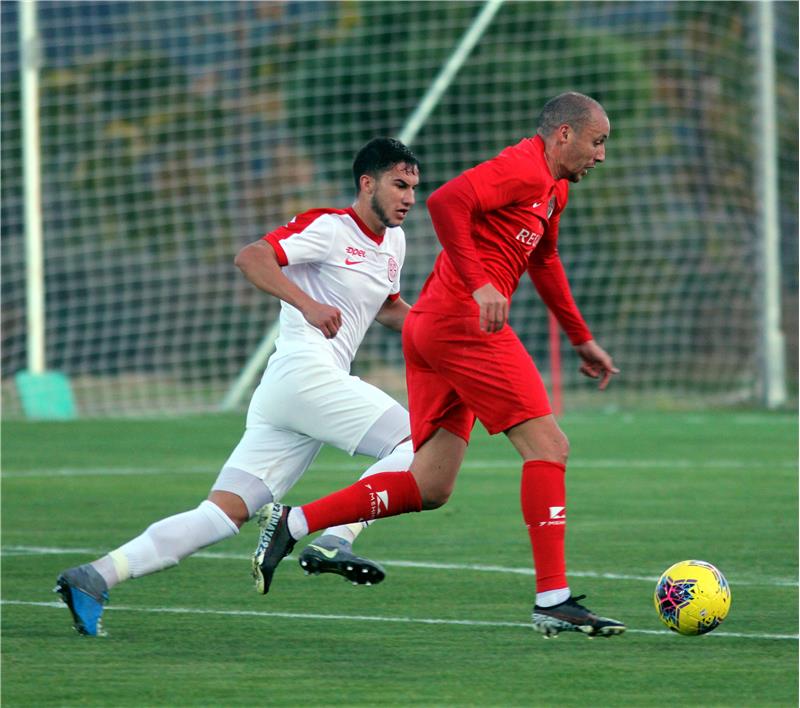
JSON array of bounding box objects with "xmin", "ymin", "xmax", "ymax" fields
[{"xmin": 234, "ymin": 242, "xmax": 258, "ymax": 272}]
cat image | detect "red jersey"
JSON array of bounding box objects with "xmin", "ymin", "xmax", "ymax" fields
[{"xmin": 415, "ymin": 135, "xmax": 592, "ymax": 345}]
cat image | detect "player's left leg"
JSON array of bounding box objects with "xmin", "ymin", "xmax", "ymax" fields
[
  {"xmin": 506, "ymin": 412, "xmax": 624, "ymax": 638},
  {"xmin": 299, "ymin": 412, "xmax": 414, "ymax": 584},
  {"xmin": 506, "ymin": 415, "xmax": 570, "ymax": 605},
  {"xmin": 252, "ymin": 426, "xmax": 468, "ymax": 593},
  {"xmin": 422, "ymin": 319, "xmax": 624, "ymax": 638},
  {"xmin": 252, "ymin": 311, "xmax": 475, "ymax": 595},
  {"xmin": 252, "ymin": 356, "xmax": 413, "ymax": 586}
]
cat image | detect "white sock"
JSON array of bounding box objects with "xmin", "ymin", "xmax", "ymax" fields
[
  {"xmin": 321, "ymin": 440, "xmax": 414, "ymax": 544},
  {"xmin": 95, "ymin": 500, "xmax": 238, "ymax": 587},
  {"xmin": 536, "ymin": 587, "xmax": 571, "ymax": 608},
  {"xmin": 314, "ymin": 523, "xmax": 366, "ymax": 547},
  {"xmin": 91, "ymin": 554, "xmax": 122, "ymax": 588},
  {"xmin": 287, "ymin": 507, "xmax": 309, "ymax": 540}
]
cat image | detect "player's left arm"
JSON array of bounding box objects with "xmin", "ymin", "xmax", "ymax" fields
[
  {"xmin": 573, "ymin": 339, "xmax": 619, "ymax": 390},
  {"xmin": 527, "ymin": 216, "xmax": 618, "ymax": 389},
  {"xmin": 375, "ymin": 295, "xmax": 411, "ymax": 332}
]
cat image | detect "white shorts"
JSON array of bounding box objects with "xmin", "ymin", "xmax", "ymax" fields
[{"xmin": 221, "ymin": 352, "xmax": 408, "ymax": 501}]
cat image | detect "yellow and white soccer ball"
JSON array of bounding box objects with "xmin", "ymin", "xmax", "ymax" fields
[{"xmin": 654, "ymin": 560, "xmax": 731, "ymax": 635}]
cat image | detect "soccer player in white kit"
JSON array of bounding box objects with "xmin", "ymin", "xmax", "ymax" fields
[{"xmin": 54, "ymin": 138, "xmax": 421, "ymax": 635}]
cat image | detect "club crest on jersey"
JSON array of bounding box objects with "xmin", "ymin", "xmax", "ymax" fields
[{"xmin": 387, "ymin": 256, "xmax": 398, "ymax": 282}]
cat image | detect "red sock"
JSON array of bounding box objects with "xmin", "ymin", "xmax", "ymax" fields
[
  {"xmin": 301, "ymin": 470, "xmax": 422, "ymax": 534},
  {"xmin": 520, "ymin": 460, "xmax": 568, "ymax": 593}
]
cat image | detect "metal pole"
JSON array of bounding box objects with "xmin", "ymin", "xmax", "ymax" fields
[
  {"xmin": 220, "ymin": 0, "xmax": 506, "ymax": 410},
  {"xmin": 399, "ymin": 0, "xmax": 505, "ymax": 145},
  {"xmin": 20, "ymin": 0, "xmax": 45, "ymax": 374},
  {"xmin": 219, "ymin": 320, "xmax": 280, "ymax": 411},
  {"xmin": 755, "ymin": 0, "xmax": 786, "ymax": 408}
]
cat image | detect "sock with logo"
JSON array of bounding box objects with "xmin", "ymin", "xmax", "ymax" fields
[
  {"xmin": 520, "ymin": 459, "xmax": 569, "ymax": 596},
  {"xmin": 319, "ymin": 441, "xmax": 415, "ymax": 546},
  {"xmin": 299, "ymin": 470, "xmax": 422, "ymax": 536}
]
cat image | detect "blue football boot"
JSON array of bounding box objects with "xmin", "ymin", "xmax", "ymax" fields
[{"xmin": 54, "ymin": 565, "xmax": 109, "ymax": 637}]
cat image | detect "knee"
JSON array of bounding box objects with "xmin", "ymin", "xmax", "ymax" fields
[
  {"xmin": 536, "ymin": 430, "xmax": 569, "ymax": 465},
  {"xmin": 419, "ymin": 481, "xmax": 455, "ymax": 510},
  {"xmin": 552, "ymin": 431, "xmax": 570, "ymax": 465},
  {"xmin": 207, "ymin": 490, "xmax": 249, "ymax": 528}
]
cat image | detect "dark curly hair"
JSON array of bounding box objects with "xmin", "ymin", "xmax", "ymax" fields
[{"xmin": 352, "ymin": 138, "xmax": 420, "ymax": 193}]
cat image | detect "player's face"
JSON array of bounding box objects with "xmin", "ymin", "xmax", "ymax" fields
[
  {"xmin": 370, "ymin": 162, "xmax": 419, "ymax": 228},
  {"xmin": 561, "ymin": 109, "xmax": 609, "ymax": 183}
]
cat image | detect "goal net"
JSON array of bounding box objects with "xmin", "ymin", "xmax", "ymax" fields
[{"xmin": 2, "ymin": 1, "xmax": 797, "ymax": 416}]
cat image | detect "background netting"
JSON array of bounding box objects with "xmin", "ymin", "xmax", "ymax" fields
[{"xmin": 2, "ymin": 1, "xmax": 797, "ymax": 416}]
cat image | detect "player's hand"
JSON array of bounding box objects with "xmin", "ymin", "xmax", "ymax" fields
[
  {"xmin": 574, "ymin": 339, "xmax": 619, "ymax": 390},
  {"xmin": 302, "ymin": 301, "xmax": 343, "ymax": 339},
  {"xmin": 473, "ymin": 283, "xmax": 508, "ymax": 333}
]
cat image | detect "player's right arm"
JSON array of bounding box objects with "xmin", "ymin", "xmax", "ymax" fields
[
  {"xmin": 427, "ymin": 175, "xmax": 508, "ymax": 333},
  {"xmin": 234, "ymin": 239, "xmax": 342, "ymax": 339}
]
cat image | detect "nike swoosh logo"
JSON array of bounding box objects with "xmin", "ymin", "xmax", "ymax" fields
[
  {"xmin": 344, "ymin": 258, "xmax": 365, "ymax": 265},
  {"xmin": 307, "ymin": 544, "xmax": 338, "ymax": 559}
]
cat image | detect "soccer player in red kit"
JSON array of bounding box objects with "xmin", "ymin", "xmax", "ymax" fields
[{"xmin": 253, "ymin": 92, "xmax": 625, "ymax": 638}]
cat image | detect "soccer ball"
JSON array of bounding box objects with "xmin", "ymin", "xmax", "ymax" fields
[{"xmin": 653, "ymin": 560, "xmax": 731, "ymax": 635}]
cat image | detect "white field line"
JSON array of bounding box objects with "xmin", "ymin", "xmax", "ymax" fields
[
  {"xmin": 2, "ymin": 599, "xmax": 797, "ymax": 641},
  {"xmin": 4, "ymin": 545, "xmax": 797, "ymax": 588},
  {"xmin": 3, "ymin": 456, "xmax": 797, "ymax": 479}
]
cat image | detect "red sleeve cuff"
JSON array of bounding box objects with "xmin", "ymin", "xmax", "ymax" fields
[{"xmin": 264, "ymin": 234, "xmax": 288, "ymax": 266}]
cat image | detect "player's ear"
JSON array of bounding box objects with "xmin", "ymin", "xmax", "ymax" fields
[{"xmin": 359, "ymin": 173, "xmax": 375, "ymax": 195}]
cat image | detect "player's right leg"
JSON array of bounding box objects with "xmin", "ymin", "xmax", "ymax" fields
[
  {"xmin": 54, "ymin": 407, "xmax": 297, "ymax": 634},
  {"xmin": 216, "ymin": 415, "xmax": 324, "ymax": 595},
  {"xmin": 54, "ymin": 497, "xmax": 244, "ymax": 636}
]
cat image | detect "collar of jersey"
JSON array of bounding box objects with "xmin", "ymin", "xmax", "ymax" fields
[{"xmin": 346, "ymin": 207, "xmax": 385, "ymax": 245}]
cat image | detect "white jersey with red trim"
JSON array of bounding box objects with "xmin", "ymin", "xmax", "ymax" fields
[{"xmin": 263, "ymin": 206, "xmax": 405, "ymax": 371}]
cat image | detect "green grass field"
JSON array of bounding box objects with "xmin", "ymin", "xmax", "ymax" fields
[{"xmin": 2, "ymin": 410, "xmax": 797, "ymax": 707}]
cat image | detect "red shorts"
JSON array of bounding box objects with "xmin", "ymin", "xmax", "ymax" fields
[{"xmin": 402, "ymin": 309, "xmax": 552, "ymax": 449}]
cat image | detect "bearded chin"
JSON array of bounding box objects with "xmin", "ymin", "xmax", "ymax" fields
[{"xmin": 371, "ymin": 195, "xmax": 397, "ymax": 228}]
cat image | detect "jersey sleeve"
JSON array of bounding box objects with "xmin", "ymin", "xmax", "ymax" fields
[
  {"xmin": 263, "ymin": 209, "xmax": 335, "ymax": 266},
  {"xmin": 527, "ymin": 212, "xmax": 593, "ymax": 345},
  {"xmin": 426, "ymin": 173, "xmax": 492, "ymax": 293}
]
